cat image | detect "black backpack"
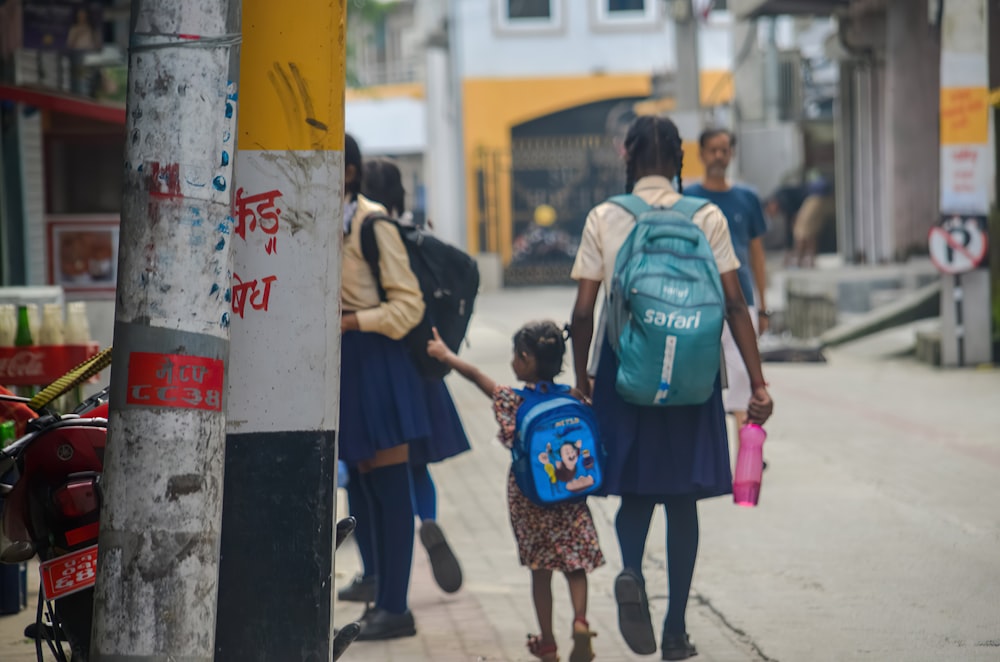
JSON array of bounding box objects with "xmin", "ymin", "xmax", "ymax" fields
[{"xmin": 360, "ymin": 215, "xmax": 479, "ymax": 379}]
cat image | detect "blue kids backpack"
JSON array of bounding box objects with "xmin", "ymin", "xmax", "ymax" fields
[
  {"xmin": 605, "ymin": 194, "xmax": 725, "ymax": 406},
  {"xmin": 511, "ymin": 383, "xmax": 604, "ymax": 507}
]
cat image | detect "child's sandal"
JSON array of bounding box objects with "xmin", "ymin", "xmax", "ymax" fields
[
  {"xmin": 527, "ymin": 633, "xmax": 559, "ymax": 662},
  {"xmin": 569, "ymin": 617, "xmax": 597, "ymax": 662}
]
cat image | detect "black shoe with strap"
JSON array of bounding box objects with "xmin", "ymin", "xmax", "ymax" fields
[
  {"xmin": 337, "ymin": 573, "xmax": 376, "ymax": 603},
  {"xmin": 420, "ymin": 520, "xmax": 463, "ymax": 593},
  {"xmin": 661, "ymin": 632, "xmax": 698, "ymax": 660},
  {"xmin": 355, "ymin": 607, "xmax": 417, "ymax": 641},
  {"xmin": 614, "ymin": 569, "xmax": 657, "ymax": 655}
]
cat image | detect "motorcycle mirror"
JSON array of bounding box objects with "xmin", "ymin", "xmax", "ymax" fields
[
  {"xmin": 335, "ymin": 516, "xmax": 357, "ymax": 550},
  {"xmin": 331, "ymin": 622, "xmax": 361, "ymax": 661},
  {"xmin": 0, "ymin": 540, "xmax": 35, "ymax": 564}
]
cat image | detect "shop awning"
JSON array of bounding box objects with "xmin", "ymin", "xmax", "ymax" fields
[{"xmin": 0, "ymin": 84, "xmax": 125, "ymax": 125}]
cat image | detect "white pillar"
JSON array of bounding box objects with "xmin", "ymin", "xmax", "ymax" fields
[
  {"xmin": 938, "ymin": 0, "xmax": 993, "ymax": 367},
  {"xmin": 423, "ymin": 0, "xmax": 465, "ymax": 249},
  {"xmin": 672, "ymin": 0, "xmax": 703, "ymax": 157}
]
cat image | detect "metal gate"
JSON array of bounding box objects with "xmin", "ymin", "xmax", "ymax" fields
[{"xmin": 475, "ymin": 134, "xmax": 625, "ymax": 286}]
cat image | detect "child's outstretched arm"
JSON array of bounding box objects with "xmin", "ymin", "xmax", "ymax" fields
[{"xmin": 427, "ymin": 327, "xmax": 497, "ymax": 398}]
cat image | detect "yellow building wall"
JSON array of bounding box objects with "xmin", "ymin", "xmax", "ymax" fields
[{"xmin": 463, "ymin": 70, "xmax": 733, "ymax": 261}]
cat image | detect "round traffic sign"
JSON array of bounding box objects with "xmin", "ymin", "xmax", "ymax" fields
[{"xmin": 928, "ymin": 216, "xmax": 988, "ymax": 274}]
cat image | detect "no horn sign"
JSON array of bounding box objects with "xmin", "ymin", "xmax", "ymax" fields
[{"xmin": 929, "ymin": 215, "xmax": 988, "ymax": 274}]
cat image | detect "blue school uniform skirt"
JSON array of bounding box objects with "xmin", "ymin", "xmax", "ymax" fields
[
  {"xmin": 408, "ymin": 377, "xmax": 471, "ymax": 466},
  {"xmin": 339, "ymin": 330, "xmax": 429, "ymax": 464},
  {"xmin": 339, "ymin": 330, "xmax": 469, "ymax": 465},
  {"xmin": 592, "ymin": 338, "xmax": 733, "ymax": 500}
]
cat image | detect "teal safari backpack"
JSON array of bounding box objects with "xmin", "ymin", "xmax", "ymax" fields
[{"xmin": 605, "ymin": 194, "xmax": 725, "ymax": 406}]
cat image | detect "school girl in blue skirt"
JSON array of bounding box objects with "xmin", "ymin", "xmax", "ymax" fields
[
  {"xmin": 338, "ymin": 135, "xmax": 466, "ymax": 640},
  {"xmin": 338, "ymin": 157, "xmax": 469, "ymax": 607},
  {"xmin": 569, "ymin": 116, "xmax": 774, "ymax": 660}
]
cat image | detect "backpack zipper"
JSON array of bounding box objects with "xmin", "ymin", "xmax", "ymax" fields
[{"xmin": 629, "ymin": 288, "xmax": 722, "ymax": 307}]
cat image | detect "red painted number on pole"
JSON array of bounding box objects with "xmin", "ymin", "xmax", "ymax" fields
[
  {"xmin": 126, "ymin": 352, "xmax": 225, "ymax": 411},
  {"xmin": 40, "ymin": 545, "xmax": 99, "ymax": 601}
]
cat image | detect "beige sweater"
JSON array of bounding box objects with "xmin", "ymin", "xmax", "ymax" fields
[{"xmin": 341, "ymin": 195, "xmax": 425, "ymax": 340}]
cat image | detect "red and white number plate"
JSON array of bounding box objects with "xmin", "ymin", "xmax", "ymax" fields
[{"xmin": 39, "ymin": 545, "xmax": 98, "ymax": 601}]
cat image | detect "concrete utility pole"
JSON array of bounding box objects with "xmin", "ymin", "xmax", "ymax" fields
[
  {"xmin": 214, "ymin": 1, "xmax": 348, "ymax": 659},
  {"xmin": 92, "ymin": 1, "xmax": 240, "ymax": 660},
  {"xmin": 937, "ymin": 0, "xmax": 994, "ymax": 367},
  {"xmin": 422, "ymin": 0, "xmax": 465, "ymax": 249},
  {"xmin": 672, "ymin": 0, "xmax": 703, "ymax": 158}
]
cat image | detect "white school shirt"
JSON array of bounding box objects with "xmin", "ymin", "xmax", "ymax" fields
[
  {"xmin": 571, "ymin": 175, "xmax": 741, "ymax": 288},
  {"xmin": 572, "ymin": 176, "xmax": 741, "ymax": 382}
]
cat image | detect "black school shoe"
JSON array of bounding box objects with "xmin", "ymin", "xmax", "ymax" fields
[
  {"xmin": 337, "ymin": 574, "xmax": 376, "ymax": 603},
  {"xmin": 355, "ymin": 608, "xmax": 417, "ymax": 641},
  {"xmin": 420, "ymin": 520, "xmax": 463, "ymax": 593},
  {"xmin": 661, "ymin": 633, "xmax": 698, "ymax": 660},
  {"xmin": 614, "ymin": 569, "xmax": 657, "ymax": 655}
]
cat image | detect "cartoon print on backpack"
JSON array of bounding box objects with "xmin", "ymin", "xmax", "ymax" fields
[
  {"xmin": 538, "ymin": 440, "xmax": 596, "ymax": 493},
  {"xmin": 513, "ymin": 389, "xmax": 604, "ymax": 507}
]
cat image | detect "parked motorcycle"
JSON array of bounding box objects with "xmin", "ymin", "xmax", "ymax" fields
[
  {"xmin": 0, "ymin": 348, "xmax": 361, "ymax": 661},
  {"xmin": 0, "ymin": 385, "xmax": 108, "ymax": 661}
]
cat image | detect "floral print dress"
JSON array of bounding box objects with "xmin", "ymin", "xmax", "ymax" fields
[{"xmin": 493, "ymin": 385, "xmax": 605, "ymax": 573}]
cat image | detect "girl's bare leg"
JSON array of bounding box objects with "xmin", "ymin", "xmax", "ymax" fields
[{"xmin": 532, "ymin": 569, "xmax": 555, "ymax": 645}]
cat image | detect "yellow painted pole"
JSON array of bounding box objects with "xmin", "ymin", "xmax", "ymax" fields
[{"xmin": 215, "ymin": 1, "xmax": 353, "ymax": 659}]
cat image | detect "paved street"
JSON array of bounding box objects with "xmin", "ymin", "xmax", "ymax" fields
[
  {"xmin": 334, "ymin": 287, "xmax": 1000, "ymax": 661},
  {"xmin": 2, "ymin": 286, "xmax": 999, "ymax": 661}
]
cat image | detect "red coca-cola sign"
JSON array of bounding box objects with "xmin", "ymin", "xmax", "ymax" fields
[
  {"xmin": 0, "ymin": 344, "xmax": 100, "ymax": 386},
  {"xmin": 0, "ymin": 349, "xmax": 46, "ymax": 380}
]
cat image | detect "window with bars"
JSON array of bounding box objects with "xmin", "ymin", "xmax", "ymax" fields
[
  {"xmin": 593, "ymin": 0, "xmax": 658, "ymax": 27},
  {"xmin": 608, "ymin": 0, "xmax": 645, "ymax": 12},
  {"xmin": 496, "ymin": 0, "xmax": 563, "ymax": 33},
  {"xmin": 507, "ymin": 0, "xmax": 552, "ymax": 20}
]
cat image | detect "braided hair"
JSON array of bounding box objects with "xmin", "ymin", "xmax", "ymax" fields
[
  {"xmin": 362, "ymin": 158, "xmax": 406, "ymax": 217},
  {"xmin": 623, "ymin": 115, "xmax": 685, "ymax": 194},
  {"xmin": 345, "ymin": 133, "xmax": 363, "ymax": 198},
  {"xmin": 513, "ymin": 321, "xmax": 567, "ymax": 382}
]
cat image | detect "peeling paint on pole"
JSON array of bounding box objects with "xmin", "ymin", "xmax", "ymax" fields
[
  {"xmin": 92, "ymin": 0, "xmax": 241, "ymax": 659},
  {"xmin": 215, "ymin": 1, "xmax": 347, "ymax": 659}
]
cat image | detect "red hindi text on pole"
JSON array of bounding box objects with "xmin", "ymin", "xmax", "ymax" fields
[
  {"xmin": 126, "ymin": 352, "xmax": 225, "ymax": 411},
  {"xmin": 234, "ymin": 187, "xmax": 282, "ymax": 254}
]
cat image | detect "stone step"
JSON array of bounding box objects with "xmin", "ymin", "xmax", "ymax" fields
[{"xmin": 915, "ymin": 325, "xmax": 943, "ymax": 366}]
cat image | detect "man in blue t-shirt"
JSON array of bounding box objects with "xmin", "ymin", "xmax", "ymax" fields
[{"xmin": 687, "ymin": 128, "xmax": 769, "ymax": 427}]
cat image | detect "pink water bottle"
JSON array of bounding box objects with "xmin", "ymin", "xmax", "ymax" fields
[{"xmin": 733, "ymin": 424, "xmax": 766, "ymax": 507}]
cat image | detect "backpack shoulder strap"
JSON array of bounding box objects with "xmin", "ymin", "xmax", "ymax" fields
[
  {"xmin": 670, "ymin": 196, "xmax": 709, "ymax": 221},
  {"xmin": 512, "ymin": 383, "xmax": 558, "ymax": 427},
  {"xmin": 360, "ymin": 213, "xmax": 398, "ymax": 300},
  {"xmin": 607, "ymin": 194, "xmax": 651, "ymax": 219}
]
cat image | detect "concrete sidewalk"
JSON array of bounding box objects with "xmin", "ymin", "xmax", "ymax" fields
[
  {"xmin": 0, "ymin": 560, "xmax": 42, "ymax": 662},
  {"xmin": 333, "ymin": 288, "xmax": 767, "ymax": 661},
  {"xmin": 7, "ymin": 286, "xmax": 997, "ymax": 661},
  {"xmin": 0, "ymin": 287, "xmax": 763, "ymax": 662}
]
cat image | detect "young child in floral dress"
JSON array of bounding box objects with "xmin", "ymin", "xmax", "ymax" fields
[{"xmin": 428, "ymin": 321, "xmax": 605, "ymax": 662}]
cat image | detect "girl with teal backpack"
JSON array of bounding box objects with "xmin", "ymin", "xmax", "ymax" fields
[
  {"xmin": 427, "ymin": 321, "xmax": 604, "ymax": 662},
  {"xmin": 569, "ymin": 116, "xmax": 774, "ymax": 661}
]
